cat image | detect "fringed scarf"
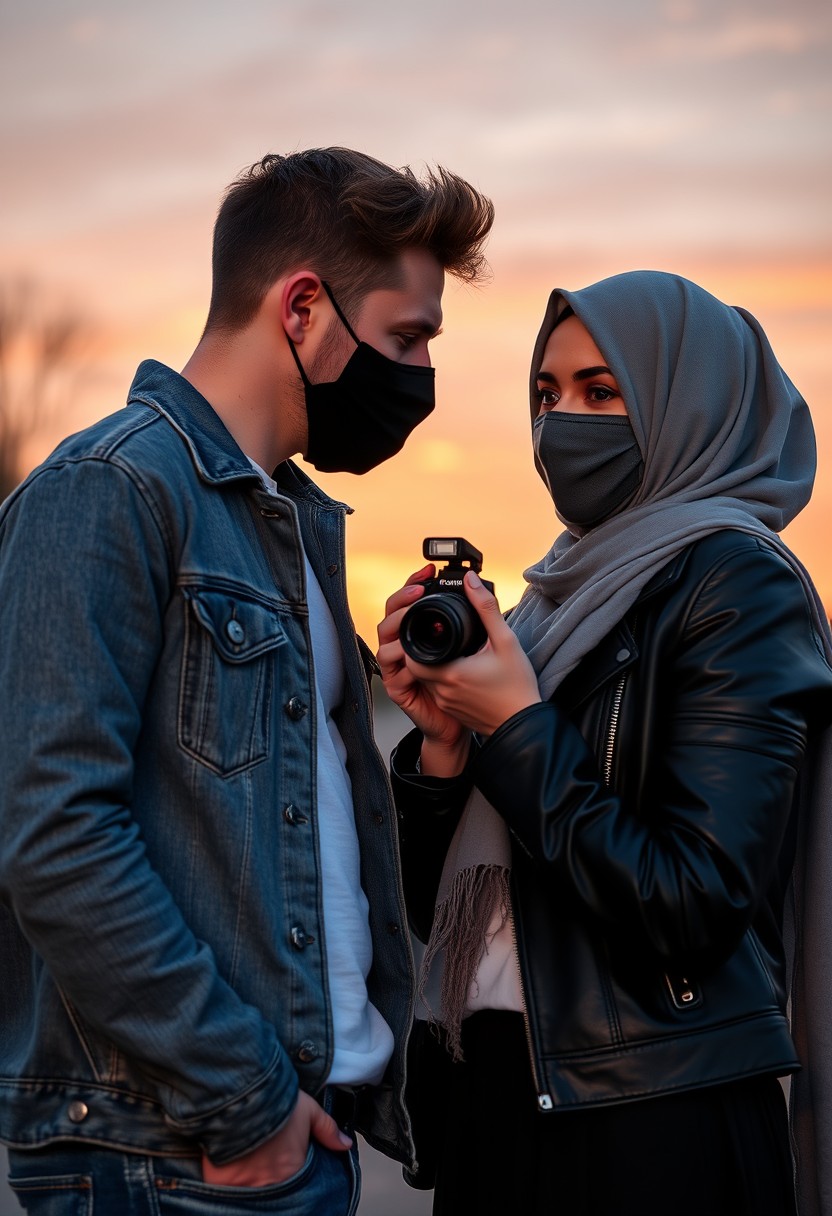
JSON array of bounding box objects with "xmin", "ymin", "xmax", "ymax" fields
[{"xmin": 417, "ymin": 789, "xmax": 512, "ymax": 1060}]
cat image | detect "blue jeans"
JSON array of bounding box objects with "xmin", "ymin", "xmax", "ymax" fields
[{"xmin": 6, "ymin": 1139, "xmax": 360, "ymax": 1216}]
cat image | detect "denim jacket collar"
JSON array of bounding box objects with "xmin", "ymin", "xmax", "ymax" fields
[{"xmin": 127, "ymin": 359, "xmax": 351, "ymax": 514}]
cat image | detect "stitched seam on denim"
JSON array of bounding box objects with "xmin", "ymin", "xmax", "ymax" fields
[
  {"xmin": 57, "ymin": 988, "xmax": 102, "ymax": 1083},
  {"xmin": 10, "ymin": 1178, "xmax": 92, "ymax": 1192},
  {"xmin": 228, "ymin": 776, "xmax": 254, "ymax": 987}
]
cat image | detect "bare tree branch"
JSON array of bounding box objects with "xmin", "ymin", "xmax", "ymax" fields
[{"xmin": 0, "ymin": 279, "xmax": 90, "ymax": 502}]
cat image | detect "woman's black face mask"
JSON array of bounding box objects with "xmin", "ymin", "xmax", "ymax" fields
[
  {"xmin": 286, "ymin": 282, "xmax": 435, "ymax": 475},
  {"xmin": 533, "ymin": 411, "xmax": 644, "ymax": 530}
]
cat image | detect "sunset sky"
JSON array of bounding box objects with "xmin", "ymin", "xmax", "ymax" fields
[{"xmin": 1, "ymin": 0, "xmax": 830, "ymax": 640}]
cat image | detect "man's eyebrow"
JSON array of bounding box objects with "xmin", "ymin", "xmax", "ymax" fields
[{"xmin": 398, "ymin": 313, "xmax": 443, "ymax": 337}]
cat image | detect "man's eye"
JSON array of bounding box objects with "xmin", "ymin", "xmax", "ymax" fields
[{"xmin": 396, "ymin": 333, "xmax": 417, "ymax": 350}]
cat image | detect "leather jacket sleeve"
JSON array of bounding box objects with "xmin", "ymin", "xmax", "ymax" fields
[
  {"xmin": 391, "ymin": 728, "xmax": 474, "ymax": 942},
  {"xmin": 471, "ymin": 539, "xmax": 832, "ymax": 973}
]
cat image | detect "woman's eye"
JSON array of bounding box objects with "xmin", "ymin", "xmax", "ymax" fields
[
  {"xmin": 537, "ymin": 388, "xmax": 559, "ymax": 409},
  {"xmin": 588, "ymin": 386, "xmax": 617, "ymax": 403}
]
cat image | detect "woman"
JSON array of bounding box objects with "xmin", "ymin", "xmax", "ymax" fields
[{"xmin": 377, "ymin": 271, "xmax": 832, "ymax": 1216}]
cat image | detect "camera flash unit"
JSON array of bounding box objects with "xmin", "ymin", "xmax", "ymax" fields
[{"xmin": 423, "ymin": 537, "xmax": 484, "ymax": 572}]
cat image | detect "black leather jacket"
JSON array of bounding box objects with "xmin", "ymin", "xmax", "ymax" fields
[{"xmin": 393, "ymin": 531, "xmax": 832, "ymax": 1124}]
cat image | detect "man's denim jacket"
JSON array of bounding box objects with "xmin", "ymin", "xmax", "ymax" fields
[{"xmin": 0, "ymin": 361, "xmax": 416, "ymax": 1167}]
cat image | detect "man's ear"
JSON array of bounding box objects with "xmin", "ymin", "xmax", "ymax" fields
[{"xmin": 271, "ymin": 272, "xmax": 325, "ymax": 346}]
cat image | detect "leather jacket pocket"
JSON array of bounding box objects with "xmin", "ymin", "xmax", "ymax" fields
[{"xmin": 179, "ymin": 586, "xmax": 286, "ymax": 776}]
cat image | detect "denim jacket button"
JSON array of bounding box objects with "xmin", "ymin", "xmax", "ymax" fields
[
  {"xmin": 284, "ymin": 804, "xmax": 308, "ymax": 825},
  {"xmin": 226, "ymin": 619, "xmax": 245, "ymax": 644},
  {"xmin": 285, "ymin": 696, "xmax": 308, "ymax": 721},
  {"xmin": 291, "ymin": 925, "xmax": 315, "ymax": 949},
  {"xmin": 296, "ymin": 1040, "xmax": 319, "ymax": 1064},
  {"xmin": 67, "ymin": 1101, "xmax": 89, "ymax": 1123}
]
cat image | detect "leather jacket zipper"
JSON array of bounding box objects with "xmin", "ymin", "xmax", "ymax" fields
[
  {"xmin": 510, "ymin": 657, "xmax": 630, "ymax": 1114},
  {"xmin": 603, "ymin": 672, "xmax": 627, "ymax": 786},
  {"xmin": 509, "ymin": 906, "xmax": 554, "ymax": 1112}
]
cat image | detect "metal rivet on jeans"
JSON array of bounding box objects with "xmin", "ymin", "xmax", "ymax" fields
[
  {"xmin": 285, "ymin": 696, "xmax": 308, "ymax": 720},
  {"xmin": 67, "ymin": 1101, "xmax": 89, "ymax": 1123}
]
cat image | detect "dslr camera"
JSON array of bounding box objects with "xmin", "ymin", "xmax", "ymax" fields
[{"xmin": 400, "ymin": 537, "xmax": 494, "ymax": 665}]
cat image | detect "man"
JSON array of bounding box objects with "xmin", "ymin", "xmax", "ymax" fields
[{"xmin": 0, "ymin": 148, "xmax": 493, "ymax": 1213}]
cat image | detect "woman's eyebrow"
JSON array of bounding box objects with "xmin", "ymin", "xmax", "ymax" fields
[
  {"xmin": 574, "ymin": 365, "xmax": 612, "ymax": 381},
  {"xmin": 536, "ymin": 366, "xmax": 613, "ymax": 384}
]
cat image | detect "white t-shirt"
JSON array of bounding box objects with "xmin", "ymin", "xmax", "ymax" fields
[{"xmin": 250, "ymin": 462, "xmax": 394, "ymax": 1086}]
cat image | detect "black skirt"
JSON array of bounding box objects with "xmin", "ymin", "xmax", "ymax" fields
[{"xmin": 429, "ymin": 1010, "xmax": 796, "ymax": 1216}]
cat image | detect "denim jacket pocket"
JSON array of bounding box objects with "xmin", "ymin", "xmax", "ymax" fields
[{"xmin": 179, "ymin": 586, "xmax": 287, "ymax": 776}]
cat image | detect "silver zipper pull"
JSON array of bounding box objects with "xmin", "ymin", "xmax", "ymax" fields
[{"xmin": 665, "ymin": 972, "xmax": 701, "ymax": 1009}]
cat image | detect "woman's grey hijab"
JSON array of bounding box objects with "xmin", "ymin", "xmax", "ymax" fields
[{"xmin": 510, "ymin": 269, "xmax": 821, "ymax": 696}]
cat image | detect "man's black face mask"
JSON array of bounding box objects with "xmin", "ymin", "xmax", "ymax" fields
[{"xmin": 287, "ymin": 282, "xmax": 435, "ymax": 475}]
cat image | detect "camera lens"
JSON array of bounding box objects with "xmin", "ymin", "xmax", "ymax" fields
[{"xmin": 400, "ymin": 594, "xmax": 485, "ymax": 665}]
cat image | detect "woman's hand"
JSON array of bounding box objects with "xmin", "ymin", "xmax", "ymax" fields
[
  {"xmin": 377, "ymin": 565, "xmax": 471, "ymax": 774},
  {"xmin": 406, "ymin": 571, "xmax": 542, "ymax": 738},
  {"xmin": 378, "ymin": 566, "xmax": 542, "ymax": 773}
]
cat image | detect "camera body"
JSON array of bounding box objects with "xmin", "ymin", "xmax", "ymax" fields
[{"xmin": 400, "ymin": 538, "xmax": 494, "ymax": 665}]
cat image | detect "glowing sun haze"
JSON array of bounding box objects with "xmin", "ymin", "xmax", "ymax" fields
[{"xmin": 1, "ymin": 0, "xmax": 830, "ymax": 641}]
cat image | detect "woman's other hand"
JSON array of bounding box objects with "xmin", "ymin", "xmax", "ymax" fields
[{"xmin": 406, "ymin": 571, "xmax": 542, "ymax": 738}]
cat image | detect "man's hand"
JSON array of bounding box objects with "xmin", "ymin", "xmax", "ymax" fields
[{"xmin": 202, "ymin": 1091, "xmax": 352, "ymax": 1188}]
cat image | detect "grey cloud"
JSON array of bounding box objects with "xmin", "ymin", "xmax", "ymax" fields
[{"xmin": 1, "ymin": 0, "xmax": 829, "ymax": 274}]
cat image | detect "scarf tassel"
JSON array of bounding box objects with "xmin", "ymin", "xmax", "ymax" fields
[{"xmin": 418, "ymin": 863, "xmax": 511, "ymax": 1061}]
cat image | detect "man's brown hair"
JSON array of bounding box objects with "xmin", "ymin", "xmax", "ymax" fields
[{"xmin": 204, "ymin": 148, "xmax": 494, "ymax": 333}]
